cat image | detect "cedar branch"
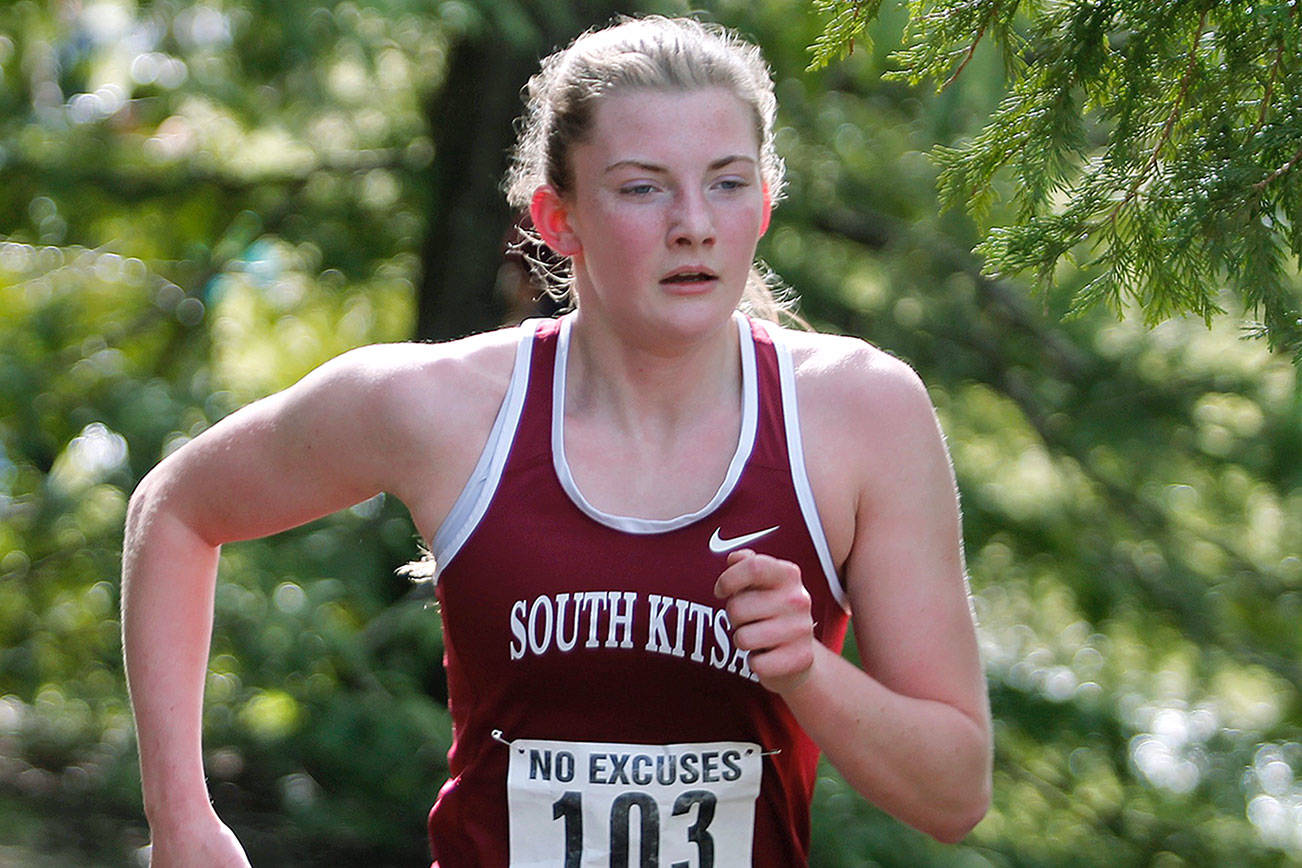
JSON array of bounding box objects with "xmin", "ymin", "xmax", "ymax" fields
[
  {"xmin": 1110, "ymin": 11, "xmax": 1208, "ymax": 226},
  {"xmin": 1248, "ymin": 40, "xmax": 1284, "ymax": 140},
  {"xmin": 942, "ymin": 21, "xmax": 990, "ymax": 91},
  {"xmin": 1253, "ymin": 145, "xmax": 1302, "ymax": 192}
]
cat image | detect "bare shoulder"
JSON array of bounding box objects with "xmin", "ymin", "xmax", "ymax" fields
[
  {"xmin": 173, "ymin": 324, "xmax": 524, "ymax": 465},
  {"xmin": 135, "ymin": 323, "xmax": 531, "ymax": 547},
  {"xmin": 316, "ymin": 324, "xmax": 522, "ymax": 413},
  {"xmin": 766, "ymin": 325, "xmax": 946, "ymax": 566},
  {"xmin": 260, "ymin": 324, "xmax": 528, "ymax": 524},
  {"xmin": 269, "ymin": 324, "xmax": 524, "ymax": 465},
  {"xmin": 770, "ymin": 325, "xmax": 936, "ymax": 437}
]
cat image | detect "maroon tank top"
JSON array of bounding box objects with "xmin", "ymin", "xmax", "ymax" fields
[{"xmin": 427, "ymin": 313, "xmax": 850, "ymax": 867}]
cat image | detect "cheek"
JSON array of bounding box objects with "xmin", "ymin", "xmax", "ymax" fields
[
  {"xmin": 576, "ymin": 221, "xmax": 649, "ymax": 280},
  {"xmin": 720, "ymin": 209, "xmax": 765, "ymax": 251},
  {"xmin": 591, "ymin": 209, "xmax": 664, "ymax": 256},
  {"xmin": 712, "ymin": 191, "xmax": 766, "ymax": 235}
]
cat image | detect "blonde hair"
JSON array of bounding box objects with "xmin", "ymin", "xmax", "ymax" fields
[{"xmin": 505, "ymin": 15, "xmax": 796, "ymax": 322}]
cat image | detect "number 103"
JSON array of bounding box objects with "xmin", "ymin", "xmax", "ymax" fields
[{"xmin": 552, "ymin": 789, "xmax": 718, "ymax": 868}]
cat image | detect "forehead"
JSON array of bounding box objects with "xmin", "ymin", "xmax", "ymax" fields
[{"xmin": 579, "ymin": 87, "xmax": 760, "ymax": 168}]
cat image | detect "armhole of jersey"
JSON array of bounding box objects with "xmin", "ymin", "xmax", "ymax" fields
[
  {"xmin": 428, "ymin": 322, "xmax": 538, "ymax": 576},
  {"xmin": 767, "ymin": 326, "xmax": 851, "ymax": 614}
]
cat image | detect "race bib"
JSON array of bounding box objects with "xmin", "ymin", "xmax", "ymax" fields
[{"xmin": 504, "ymin": 737, "xmax": 763, "ymax": 868}]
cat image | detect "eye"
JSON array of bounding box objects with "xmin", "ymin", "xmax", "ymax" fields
[
  {"xmin": 620, "ymin": 182, "xmax": 658, "ymax": 196},
  {"xmin": 714, "ymin": 177, "xmax": 750, "ymax": 192}
]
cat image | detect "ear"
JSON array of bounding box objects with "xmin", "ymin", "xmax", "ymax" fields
[
  {"xmin": 530, "ymin": 185, "xmax": 582, "ymax": 257},
  {"xmin": 758, "ymin": 182, "xmax": 772, "ymax": 238}
]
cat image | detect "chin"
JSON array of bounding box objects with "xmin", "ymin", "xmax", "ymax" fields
[
  {"xmin": 644, "ymin": 296, "xmax": 741, "ymax": 341},
  {"xmin": 576, "ymin": 284, "xmax": 744, "ymax": 346}
]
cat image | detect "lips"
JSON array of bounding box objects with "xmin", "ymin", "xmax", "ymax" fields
[{"xmin": 660, "ymin": 267, "xmax": 718, "ymax": 285}]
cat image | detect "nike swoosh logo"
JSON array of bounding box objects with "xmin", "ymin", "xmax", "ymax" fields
[{"xmin": 708, "ymin": 525, "xmax": 779, "ymax": 554}]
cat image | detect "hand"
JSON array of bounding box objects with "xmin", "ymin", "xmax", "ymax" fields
[
  {"xmin": 714, "ymin": 549, "xmax": 816, "ymax": 694},
  {"xmin": 148, "ymin": 816, "xmax": 251, "ymax": 868}
]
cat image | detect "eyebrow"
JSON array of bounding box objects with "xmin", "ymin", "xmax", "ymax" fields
[{"xmin": 603, "ymin": 154, "xmax": 757, "ymax": 174}]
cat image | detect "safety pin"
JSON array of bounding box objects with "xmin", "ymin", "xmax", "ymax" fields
[{"xmin": 491, "ymin": 729, "xmax": 521, "ymax": 750}]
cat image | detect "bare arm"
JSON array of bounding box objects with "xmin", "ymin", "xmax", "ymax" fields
[
  {"xmin": 121, "ymin": 337, "xmax": 511, "ymax": 861},
  {"xmin": 121, "ymin": 502, "xmax": 247, "ymax": 865},
  {"xmin": 716, "ymin": 341, "xmax": 991, "ymax": 843}
]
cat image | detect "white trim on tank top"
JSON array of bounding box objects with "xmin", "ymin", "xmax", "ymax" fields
[
  {"xmin": 757, "ymin": 320, "xmax": 851, "ymax": 613},
  {"xmin": 429, "ymin": 312, "xmax": 851, "ymax": 617},
  {"xmin": 550, "ymin": 310, "xmax": 759, "ymax": 534},
  {"xmin": 429, "ymin": 320, "xmax": 539, "ymax": 574}
]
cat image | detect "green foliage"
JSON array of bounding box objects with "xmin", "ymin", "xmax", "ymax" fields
[
  {"xmin": 806, "ymin": 0, "xmax": 885, "ymax": 71},
  {"xmin": 0, "ymin": 232, "xmax": 441, "ymax": 863},
  {"xmin": 810, "ymin": 0, "xmax": 1302, "ymax": 362},
  {"xmin": 0, "ymin": 0, "xmax": 446, "ymax": 861},
  {"xmin": 737, "ymin": 11, "xmax": 1302, "ymax": 859}
]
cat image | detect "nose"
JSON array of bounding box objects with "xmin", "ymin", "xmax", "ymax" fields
[{"xmin": 668, "ymin": 188, "xmax": 715, "ymax": 248}]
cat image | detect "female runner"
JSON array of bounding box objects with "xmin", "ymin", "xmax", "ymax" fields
[{"xmin": 122, "ymin": 15, "xmax": 992, "ymax": 867}]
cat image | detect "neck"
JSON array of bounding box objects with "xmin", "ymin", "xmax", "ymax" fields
[{"xmin": 565, "ymin": 310, "xmax": 743, "ymax": 429}]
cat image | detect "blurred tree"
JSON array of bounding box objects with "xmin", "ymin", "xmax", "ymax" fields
[
  {"xmin": 808, "ymin": 0, "xmax": 1302, "ymax": 361},
  {"xmin": 416, "ymin": 0, "xmax": 634, "ymax": 341}
]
